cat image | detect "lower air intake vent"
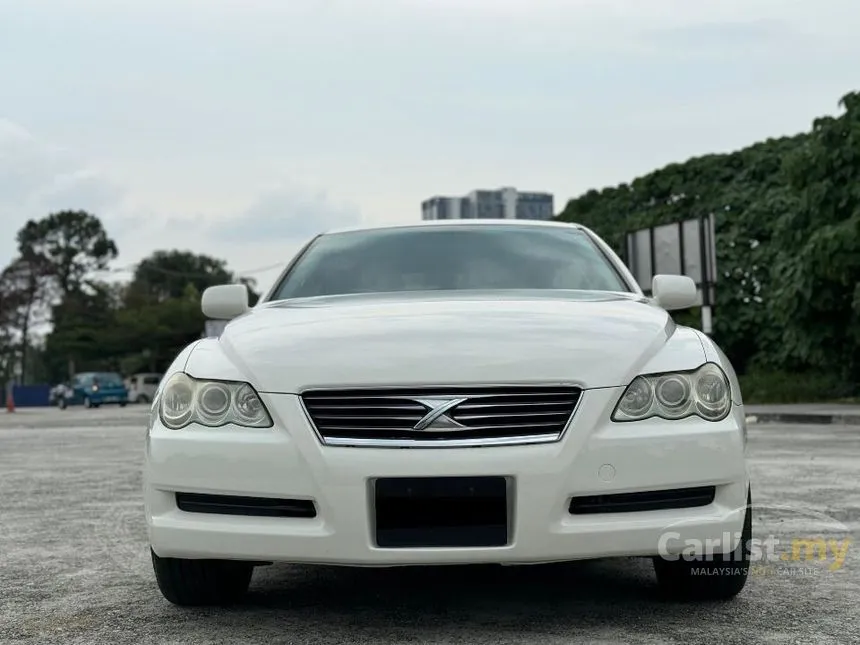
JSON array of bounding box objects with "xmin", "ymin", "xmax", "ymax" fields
[
  {"xmin": 175, "ymin": 492, "xmax": 317, "ymax": 518},
  {"xmin": 568, "ymin": 486, "xmax": 716, "ymax": 515}
]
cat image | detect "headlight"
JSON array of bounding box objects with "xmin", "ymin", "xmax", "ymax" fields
[
  {"xmin": 611, "ymin": 363, "xmax": 732, "ymax": 422},
  {"xmin": 158, "ymin": 372, "xmax": 273, "ymax": 430}
]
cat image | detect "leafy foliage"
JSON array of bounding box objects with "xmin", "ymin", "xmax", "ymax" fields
[
  {"xmin": 0, "ymin": 256, "xmax": 52, "ymax": 381},
  {"xmin": 1, "ymin": 211, "xmax": 260, "ymax": 383},
  {"xmin": 763, "ymin": 92, "xmax": 860, "ymax": 381},
  {"xmin": 559, "ymin": 90, "xmax": 860, "ymax": 393},
  {"xmin": 738, "ymin": 370, "xmax": 857, "ymax": 404},
  {"xmin": 16, "ymin": 210, "xmax": 118, "ymax": 295},
  {"xmin": 43, "ymin": 284, "xmax": 121, "ymax": 377},
  {"xmin": 130, "ymin": 250, "xmax": 235, "ymax": 302}
]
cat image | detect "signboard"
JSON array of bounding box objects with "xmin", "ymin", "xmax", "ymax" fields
[
  {"xmin": 624, "ymin": 214, "xmax": 718, "ymax": 332},
  {"xmin": 624, "ymin": 214, "xmax": 717, "ymax": 300},
  {"xmin": 204, "ymin": 320, "xmax": 229, "ymax": 338}
]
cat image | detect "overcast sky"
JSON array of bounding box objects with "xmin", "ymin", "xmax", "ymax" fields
[{"xmin": 1, "ymin": 0, "xmax": 858, "ymax": 292}]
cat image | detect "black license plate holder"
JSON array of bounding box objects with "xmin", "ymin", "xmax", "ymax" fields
[{"xmin": 373, "ymin": 476, "xmax": 509, "ymax": 548}]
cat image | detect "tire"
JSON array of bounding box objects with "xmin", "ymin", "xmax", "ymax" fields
[
  {"xmin": 119, "ymin": 401, "xmax": 127, "ymax": 408},
  {"xmin": 653, "ymin": 488, "xmax": 752, "ymax": 601},
  {"xmin": 151, "ymin": 549, "xmax": 254, "ymax": 607},
  {"xmin": 138, "ymin": 394, "xmax": 151, "ymax": 404}
]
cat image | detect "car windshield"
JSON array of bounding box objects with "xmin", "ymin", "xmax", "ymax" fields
[
  {"xmin": 271, "ymin": 224, "xmax": 631, "ymax": 300},
  {"xmin": 93, "ymin": 372, "xmax": 124, "ymax": 387}
]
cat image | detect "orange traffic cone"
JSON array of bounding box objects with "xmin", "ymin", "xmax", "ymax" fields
[{"xmin": 6, "ymin": 389, "xmax": 14, "ymax": 413}]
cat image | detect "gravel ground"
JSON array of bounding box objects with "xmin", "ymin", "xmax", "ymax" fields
[{"xmin": 1, "ymin": 407, "xmax": 858, "ymax": 645}]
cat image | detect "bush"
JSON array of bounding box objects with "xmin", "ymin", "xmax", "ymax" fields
[{"xmin": 738, "ymin": 370, "xmax": 859, "ymax": 404}]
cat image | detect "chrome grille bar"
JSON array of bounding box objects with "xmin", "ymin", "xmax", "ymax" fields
[{"xmin": 300, "ymin": 385, "xmax": 582, "ymax": 448}]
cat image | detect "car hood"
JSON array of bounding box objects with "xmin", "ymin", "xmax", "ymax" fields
[{"xmin": 211, "ymin": 291, "xmax": 697, "ymax": 392}]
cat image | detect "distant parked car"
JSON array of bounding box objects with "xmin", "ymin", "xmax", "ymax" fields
[
  {"xmin": 126, "ymin": 372, "xmax": 162, "ymax": 403},
  {"xmin": 59, "ymin": 371, "xmax": 129, "ymax": 409}
]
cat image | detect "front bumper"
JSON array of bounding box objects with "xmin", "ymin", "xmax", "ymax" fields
[{"xmin": 144, "ymin": 387, "xmax": 749, "ymax": 565}]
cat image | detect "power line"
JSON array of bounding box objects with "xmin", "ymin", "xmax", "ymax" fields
[
  {"xmin": 234, "ymin": 262, "xmax": 286, "ymax": 276},
  {"xmin": 91, "ymin": 261, "xmax": 285, "ymax": 279}
]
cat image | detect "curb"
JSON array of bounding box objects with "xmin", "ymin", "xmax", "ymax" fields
[{"xmin": 747, "ymin": 413, "xmax": 860, "ymax": 426}]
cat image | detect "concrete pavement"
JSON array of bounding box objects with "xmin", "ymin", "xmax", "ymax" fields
[
  {"xmin": 2, "ymin": 412, "xmax": 858, "ymax": 644},
  {"xmin": 0, "ymin": 405, "xmax": 150, "ymax": 429}
]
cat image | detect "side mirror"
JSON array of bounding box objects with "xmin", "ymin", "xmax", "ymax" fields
[
  {"xmin": 201, "ymin": 284, "xmax": 249, "ymax": 320},
  {"xmin": 651, "ymin": 274, "xmax": 698, "ymax": 311}
]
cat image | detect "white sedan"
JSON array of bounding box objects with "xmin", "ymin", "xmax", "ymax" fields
[{"xmin": 144, "ymin": 220, "xmax": 751, "ymax": 606}]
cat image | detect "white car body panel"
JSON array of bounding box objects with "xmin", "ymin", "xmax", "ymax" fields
[
  {"xmin": 145, "ymin": 220, "xmax": 749, "ymax": 568},
  {"xmin": 184, "ymin": 293, "xmax": 706, "ymax": 393}
]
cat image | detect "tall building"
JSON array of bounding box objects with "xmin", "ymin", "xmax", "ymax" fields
[{"xmin": 421, "ymin": 187, "xmax": 554, "ymax": 221}]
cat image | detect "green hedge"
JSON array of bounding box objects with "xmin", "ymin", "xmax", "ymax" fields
[{"xmin": 739, "ymin": 370, "xmax": 859, "ymax": 404}]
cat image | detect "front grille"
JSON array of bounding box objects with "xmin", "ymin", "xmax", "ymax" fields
[{"xmin": 301, "ymin": 385, "xmax": 582, "ymax": 447}]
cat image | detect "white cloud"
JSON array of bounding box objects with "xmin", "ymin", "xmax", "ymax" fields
[
  {"xmin": 0, "ymin": 119, "xmax": 128, "ymax": 265},
  {"xmin": 204, "ymin": 181, "xmax": 362, "ymax": 243},
  {"xmin": 0, "ymin": 120, "xmax": 123, "ymax": 212},
  {"xmin": 0, "ymin": 120, "xmax": 357, "ymax": 291},
  {"xmin": 137, "ymin": 180, "xmax": 364, "ymax": 292},
  {"xmin": 1, "ymin": 0, "xmax": 858, "ymax": 283}
]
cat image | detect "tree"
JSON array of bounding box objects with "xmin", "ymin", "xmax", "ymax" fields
[
  {"xmin": 127, "ymin": 249, "xmax": 259, "ymax": 305},
  {"xmin": 765, "ymin": 91, "xmax": 860, "ymax": 380},
  {"xmin": 0, "ymin": 256, "xmax": 51, "ymax": 383},
  {"xmin": 41, "ymin": 248, "xmax": 259, "ymax": 377},
  {"xmin": 0, "ymin": 268, "xmax": 24, "ymax": 382},
  {"xmin": 239, "ymin": 276, "xmax": 261, "ymax": 306},
  {"xmin": 112, "ymin": 282, "xmax": 208, "ymax": 372},
  {"xmin": 16, "ymin": 210, "xmax": 118, "ymax": 296},
  {"xmin": 555, "ymin": 89, "xmax": 860, "ymax": 393},
  {"xmin": 557, "ymin": 133, "xmax": 807, "ymax": 373},
  {"xmin": 43, "ymin": 281, "xmax": 122, "ymax": 380}
]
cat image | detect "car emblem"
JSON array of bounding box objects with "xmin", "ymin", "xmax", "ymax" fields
[{"xmin": 412, "ymin": 397, "xmax": 469, "ymax": 431}]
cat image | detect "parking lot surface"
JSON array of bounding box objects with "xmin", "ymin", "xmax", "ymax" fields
[{"xmin": 1, "ymin": 407, "xmax": 858, "ymax": 644}]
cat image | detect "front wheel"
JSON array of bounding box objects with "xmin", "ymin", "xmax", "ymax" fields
[
  {"xmin": 653, "ymin": 488, "xmax": 752, "ymax": 601},
  {"xmin": 151, "ymin": 549, "xmax": 254, "ymax": 606}
]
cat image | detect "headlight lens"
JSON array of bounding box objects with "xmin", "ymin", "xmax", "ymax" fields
[
  {"xmin": 158, "ymin": 372, "xmax": 273, "ymax": 429},
  {"xmin": 611, "ymin": 363, "xmax": 732, "ymax": 422},
  {"xmin": 617, "ymin": 377, "xmax": 653, "ymax": 417}
]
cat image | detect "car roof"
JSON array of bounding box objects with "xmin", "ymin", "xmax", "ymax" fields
[{"xmin": 321, "ymin": 218, "xmax": 584, "ymax": 236}]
